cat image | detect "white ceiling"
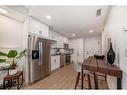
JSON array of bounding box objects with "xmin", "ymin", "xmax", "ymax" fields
[
  {"xmin": 28, "ymin": 6, "xmax": 110, "ymax": 38},
  {"xmin": 0, "ymin": 6, "xmax": 27, "ymax": 22},
  {"xmin": 4, "ymin": 6, "xmax": 110, "ymax": 38}
]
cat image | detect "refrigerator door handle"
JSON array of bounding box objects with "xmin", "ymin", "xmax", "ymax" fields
[
  {"xmin": 39, "ymin": 42, "xmax": 42, "ymax": 66},
  {"xmin": 41, "ymin": 42, "xmax": 43, "ymax": 65}
]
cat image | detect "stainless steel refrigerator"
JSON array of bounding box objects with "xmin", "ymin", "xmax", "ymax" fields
[{"xmin": 28, "ymin": 35, "xmax": 51, "ymax": 83}]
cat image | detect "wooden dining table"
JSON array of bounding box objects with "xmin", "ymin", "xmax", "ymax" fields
[{"xmin": 81, "ymin": 56, "xmax": 122, "ymax": 89}]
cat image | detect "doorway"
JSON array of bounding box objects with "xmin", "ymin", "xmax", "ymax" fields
[{"xmin": 83, "ymin": 36, "xmax": 101, "ymax": 59}]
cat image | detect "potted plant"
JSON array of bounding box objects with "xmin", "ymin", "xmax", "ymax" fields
[{"xmin": 0, "ymin": 49, "xmax": 27, "ymax": 75}]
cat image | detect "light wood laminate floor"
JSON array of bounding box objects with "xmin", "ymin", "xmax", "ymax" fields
[{"xmin": 22, "ymin": 64, "xmax": 108, "ymax": 89}]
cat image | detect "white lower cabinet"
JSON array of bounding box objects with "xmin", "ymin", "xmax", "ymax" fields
[{"xmin": 51, "ymin": 55, "xmax": 60, "ymax": 71}]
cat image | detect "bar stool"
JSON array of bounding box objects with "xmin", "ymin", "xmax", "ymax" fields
[{"xmin": 74, "ymin": 61, "xmax": 91, "ymax": 89}]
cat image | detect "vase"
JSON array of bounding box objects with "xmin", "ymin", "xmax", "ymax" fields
[
  {"xmin": 9, "ymin": 68, "xmax": 17, "ymax": 75},
  {"xmin": 107, "ymin": 38, "xmax": 115, "ymax": 65}
]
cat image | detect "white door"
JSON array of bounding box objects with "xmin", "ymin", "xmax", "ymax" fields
[
  {"xmin": 69, "ymin": 38, "xmax": 84, "ymax": 63},
  {"xmin": 84, "ymin": 37, "xmax": 101, "ymax": 59}
]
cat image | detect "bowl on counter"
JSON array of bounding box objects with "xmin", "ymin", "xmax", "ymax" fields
[{"xmin": 94, "ymin": 54, "xmax": 105, "ymax": 59}]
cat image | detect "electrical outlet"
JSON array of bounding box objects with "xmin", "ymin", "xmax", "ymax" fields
[{"xmin": 39, "ymin": 30, "xmax": 42, "ymax": 34}]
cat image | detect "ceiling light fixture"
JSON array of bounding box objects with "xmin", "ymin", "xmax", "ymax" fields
[
  {"xmin": 0, "ymin": 8, "xmax": 8, "ymax": 14},
  {"xmin": 46, "ymin": 15, "xmax": 52, "ymax": 19},
  {"xmin": 72, "ymin": 33, "xmax": 76, "ymax": 37},
  {"xmin": 89, "ymin": 30, "xmax": 93, "ymax": 33}
]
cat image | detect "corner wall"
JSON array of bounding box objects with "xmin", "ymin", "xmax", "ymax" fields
[
  {"xmin": 0, "ymin": 14, "xmax": 24, "ymax": 82},
  {"xmin": 102, "ymin": 6, "xmax": 127, "ymax": 89}
]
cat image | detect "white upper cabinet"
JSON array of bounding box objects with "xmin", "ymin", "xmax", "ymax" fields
[
  {"xmin": 50, "ymin": 30, "xmax": 68, "ymax": 48},
  {"xmin": 66, "ymin": 38, "xmax": 69, "ymax": 44},
  {"xmin": 29, "ymin": 17, "xmax": 49, "ymax": 37},
  {"xmin": 40, "ymin": 22, "xmax": 49, "ymax": 37},
  {"xmin": 29, "ymin": 17, "xmax": 40, "ymax": 35},
  {"xmin": 56, "ymin": 36, "xmax": 61, "ymax": 48},
  {"xmin": 63, "ymin": 37, "xmax": 68, "ymax": 44},
  {"xmin": 49, "ymin": 30, "xmax": 57, "ymax": 41}
]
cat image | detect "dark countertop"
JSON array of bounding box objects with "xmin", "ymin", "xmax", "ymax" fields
[
  {"xmin": 51, "ymin": 53, "xmax": 73, "ymax": 56},
  {"xmin": 51, "ymin": 54, "xmax": 60, "ymax": 56},
  {"xmin": 65, "ymin": 53, "xmax": 73, "ymax": 55}
]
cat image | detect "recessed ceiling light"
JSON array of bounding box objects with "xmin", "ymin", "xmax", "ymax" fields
[
  {"xmin": 72, "ymin": 33, "xmax": 76, "ymax": 36},
  {"xmin": 89, "ymin": 30, "xmax": 93, "ymax": 33},
  {"xmin": 0, "ymin": 8, "xmax": 8, "ymax": 14},
  {"xmin": 46, "ymin": 15, "xmax": 52, "ymax": 19}
]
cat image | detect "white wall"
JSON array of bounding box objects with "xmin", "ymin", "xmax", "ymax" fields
[
  {"xmin": 0, "ymin": 14, "xmax": 24, "ymax": 83},
  {"xmin": 0, "ymin": 15, "xmax": 23, "ymax": 48},
  {"xmin": 102, "ymin": 6, "xmax": 127, "ymax": 89},
  {"xmin": 83, "ymin": 36, "xmax": 101, "ymax": 59},
  {"xmin": 69, "ymin": 36, "xmax": 101, "ymax": 64},
  {"xmin": 22, "ymin": 17, "xmax": 29, "ymax": 83}
]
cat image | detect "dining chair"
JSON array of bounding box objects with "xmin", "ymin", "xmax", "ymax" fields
[{"xmin": 73, "ymin": 60, "xmax": 91, "ymax": 89}]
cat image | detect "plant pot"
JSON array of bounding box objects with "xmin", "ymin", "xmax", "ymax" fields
[{"xmin": 9, "ymin": 68, "xmax": 17, "ymax": 75}]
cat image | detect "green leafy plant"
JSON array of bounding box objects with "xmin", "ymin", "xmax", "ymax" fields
[{"xmin": 0, "ymin": 49, "xmax": 27, "ymax": 69}]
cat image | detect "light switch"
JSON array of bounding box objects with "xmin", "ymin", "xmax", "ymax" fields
[
  {"xmin": 125, "ymin": 47, "xmax": 127, "ymax": 57},
  {"xmin": 87, "ymin": 51, "xmax": 89, "ymax": 54}
]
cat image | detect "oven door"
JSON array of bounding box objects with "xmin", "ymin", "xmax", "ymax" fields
[{"xmin": 66, "ymin": 54, "xmax": 71, "ymax": 63}]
